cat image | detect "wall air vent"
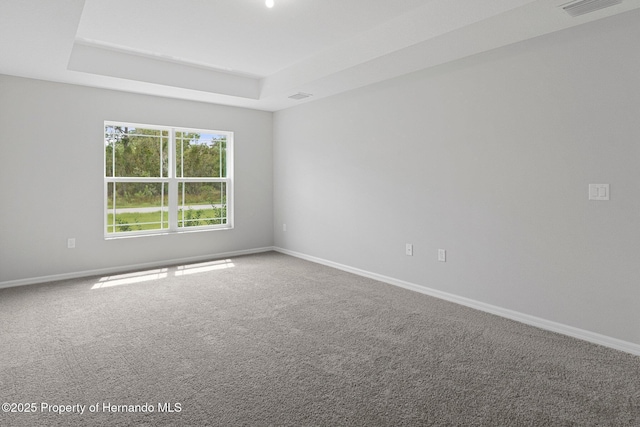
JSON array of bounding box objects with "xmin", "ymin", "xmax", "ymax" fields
[
  {"xmin": 288, "ymin": 92, "xmax": 313, "ymax": 100},
  {"xmin": 561, "ymin": 0, "xmax": 622, "ymax": 17}
]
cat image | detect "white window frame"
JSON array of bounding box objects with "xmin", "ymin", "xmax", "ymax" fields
[{"xmin": 104, "ymin": 121, "xmax": 234, "ymax": 238}]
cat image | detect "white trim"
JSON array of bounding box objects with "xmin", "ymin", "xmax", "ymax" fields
[
  {"xmin": 0, "ymin": 247, "xmax": 275, "ymax": 290},
  {"xmin": 274, "ymin": 247, "xmax": 640, "ymax": 357},
  {"xmin": 225, "ymin": 133, "xmax": 234, "ymax": 229},
  {"xmin": 4, "ymin": 245, "xmax": 638, "ymax": 357}
]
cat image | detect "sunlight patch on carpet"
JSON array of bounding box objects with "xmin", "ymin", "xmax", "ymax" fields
[{"xmin": 92, "ymin": 259, "xmax": 234, "ymax": 289}]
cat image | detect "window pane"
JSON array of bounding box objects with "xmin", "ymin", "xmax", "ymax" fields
[
  {"xmin": 105, "ymin": 125, "xmax": 168, "ymax": 177},
  {"xmin": 176, "ymin": 132, "xmax": 227, "ymax": 178},
  {"xmin": 106, "ymin": 182, "xmax": 169, "ymax": 233},
  {"xmin": 178, "ymin": 182, "xmax": 227, "ymax": 227}
]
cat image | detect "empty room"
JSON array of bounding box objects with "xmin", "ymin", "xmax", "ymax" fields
[{"xmin": 1, "ymin": 0, "xmax": 639, "ymax": 425}]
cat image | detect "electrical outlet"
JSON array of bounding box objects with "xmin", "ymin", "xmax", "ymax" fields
[
  {"xmin": 283, "ymin": 223, "xmax": 287, "ymax": 232},
  {"xmin": 405, "ymin": 243, "xmax": 413, "ymax": 256},
  {"xmin": 67, "ymin": 238, "xmax": 76, "ymax": 249},
  {"xmin": 588, "ymin": 184, "xmax": 609, "ymax": 201},
  {"xmin": 438, "ymin": 249, "xmax": 446, "ymax": 262}
]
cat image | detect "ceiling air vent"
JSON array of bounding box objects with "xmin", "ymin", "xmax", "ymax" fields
[
  {"xmin": 288, "ymin": 92, "xmax": 313, "ymax": 100},
  {"xmin": 561, "ymin": 0, "xmax": 622, "ymax": 17}
]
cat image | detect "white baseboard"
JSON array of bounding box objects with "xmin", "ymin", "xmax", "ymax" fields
[
  {"xmin": 274, "ymin": 247, "xmax": 640, "ymax": 357},
  {"xmin": 0, "ymin": 246, "xmax": 275, "ymax": 290},
  {"xmin": 4, "ymin": 245, "xmax": 639, "ymax": 357}
]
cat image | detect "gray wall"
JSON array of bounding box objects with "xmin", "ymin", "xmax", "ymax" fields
[
  {"xmin": 274, "ymin": 11, "xmax": 640, "ymax": 345},
  {"xmin": 0, "ymin": 76, "xmax": 273, "ymax": 283}
]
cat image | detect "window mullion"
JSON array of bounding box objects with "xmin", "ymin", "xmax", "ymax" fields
[{"xmin": 168, "ymin": 128, "xmax": 178, "ymax": 232}]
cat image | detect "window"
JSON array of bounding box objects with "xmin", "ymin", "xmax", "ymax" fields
[{"xmin": 104, "ymin": 121, "xmax": 233, "ymax": 237}]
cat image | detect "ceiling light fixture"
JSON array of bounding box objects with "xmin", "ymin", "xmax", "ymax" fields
[{"xmin": 266, "ymin": 0, "xmax": 274, "ymax": 8}]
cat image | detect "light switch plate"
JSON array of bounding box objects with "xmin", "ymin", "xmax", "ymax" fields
[{"xmin": 589, "ymin": 184, "xmax": 609, "ymax": 201}]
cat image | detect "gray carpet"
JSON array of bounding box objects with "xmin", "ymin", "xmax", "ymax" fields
[{"xmin": 1, "ymin": 251, "xmax": 639, "ymax": 426}]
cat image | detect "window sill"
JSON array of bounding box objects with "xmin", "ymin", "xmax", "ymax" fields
[{"xmin": 104, "ymin": 225, "xmax": 233, "ymax": 240}]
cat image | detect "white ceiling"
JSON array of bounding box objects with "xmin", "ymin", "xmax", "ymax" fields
[{"xmin": 1, "ymin": 0, "xmax": 639, "ymax": 111}]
